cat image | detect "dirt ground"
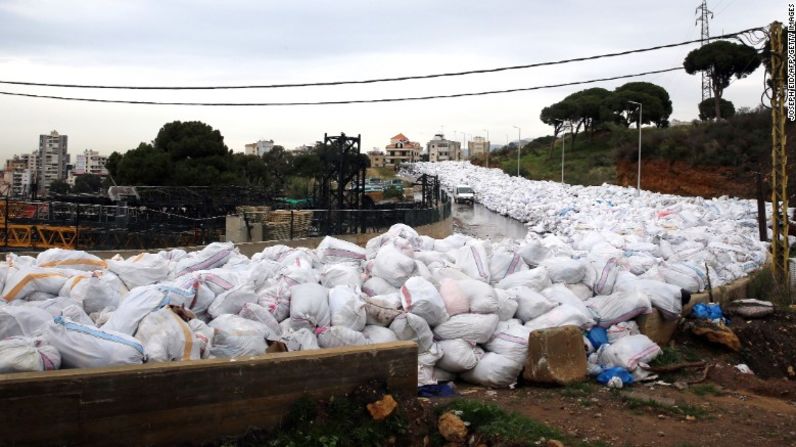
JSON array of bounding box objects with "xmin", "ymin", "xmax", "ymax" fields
[{"xmin": 434, "ymin": 312, "xmax": 796, "ymax": 447}]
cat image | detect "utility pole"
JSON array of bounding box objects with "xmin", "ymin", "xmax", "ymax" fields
[{"xmin": 695, "ymin": 0, "xmax": 713, "ymax": 102}]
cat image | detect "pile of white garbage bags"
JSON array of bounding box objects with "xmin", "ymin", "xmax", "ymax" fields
[
  {"xmin": 404, "ymin": 161, "xmax": 771, "ymax": 288},
  {"xmin": 0, "ymin": 225, "xmax": 688, "ymax": 389}
]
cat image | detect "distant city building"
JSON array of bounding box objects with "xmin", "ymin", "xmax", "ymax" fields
[
  {"xmin": 1, "ymin": 130, "xmax": 72, "ymax": 197},
  {"xmin": 37, "ymin": 130, "xmax": 69, "ymax": 196},
  {"xmin": 244, "ymin": 139, "xmax": 275, "ymax": 156},
  {"xmin": 467, "ymin": 136, "xmax": 490, "ymax": 159},
  {"xmin": 367, "ymin": 149, "xmax": 386, "ymax": 168},
  {"xmin": 67, "ymin": 149, "xmax": 109, "ymax": 186},
  {"xmin": 426, "ymin": 134, "xmax": 462, "ymax": 162},
  {"xmin": 384, "ymin": 133, "xmax": 422, "ymax": 167},
  {"xmin": 2, "ymin": 154, "xmax": 33, "ymax": 198}
]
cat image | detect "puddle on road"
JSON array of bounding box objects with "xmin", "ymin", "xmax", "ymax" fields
[{"xmin": 450, "ymin": 202, "xmax": 528, "ymax": 241}]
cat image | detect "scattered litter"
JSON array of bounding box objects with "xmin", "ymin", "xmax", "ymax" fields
[{"xmin": 735, "ymin": 364, "xmax": 754, "ymax": 374}]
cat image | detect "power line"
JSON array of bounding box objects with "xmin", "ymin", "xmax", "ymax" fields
[
  {"xmin": 0, "ymin": 27, "xmax": 761, "ymax": 91},
  {"xmin": 0, "ymin": 67, "xmax": 683, "ymax": 107}
]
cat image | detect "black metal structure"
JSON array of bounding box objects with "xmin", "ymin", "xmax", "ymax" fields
[
  {"xmin": 414, "ymin": 173, "xmax": 441, "ymax": 208},
  {"xmin": 313, "ymin": 133, "xmax": 367, "ymax": 234}
]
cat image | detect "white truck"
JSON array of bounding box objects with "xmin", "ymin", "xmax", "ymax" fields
[{"xmin": 453, "ymin": 185, "xmax": 475, "ymax": 204}]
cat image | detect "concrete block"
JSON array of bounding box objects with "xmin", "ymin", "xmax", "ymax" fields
[
  {"xmin": 523, "ymin": 325, "xmax": 587, "ymax": 385},
  {"xmin": 636, "ymin": 309, "xmax": 679, "ymax": 347}
]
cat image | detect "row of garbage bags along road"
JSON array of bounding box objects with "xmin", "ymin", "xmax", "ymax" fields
[
  {"xmin": 2, "ymin": 220, "xmax": 705, "ymax": 388},
  {"xmin": 405, "ymin": 161, "xmax": 774, "ymax": 288}
]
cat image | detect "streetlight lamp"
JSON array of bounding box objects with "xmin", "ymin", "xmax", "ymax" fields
[
  {"xmin": 482, "ymin": 129, "xmax": 490, "ymax": 168},
  {"xmin": 512, "ymin": 126, "xmax": 521, "ymax": 177},
  {"xmin": 627, "ymin": 100, "xmax": 642, "ymax": 195}
]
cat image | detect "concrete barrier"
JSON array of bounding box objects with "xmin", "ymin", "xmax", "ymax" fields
[{"xmin": 0, "ymin": 341, "xmax": 418, "ymax": 447}]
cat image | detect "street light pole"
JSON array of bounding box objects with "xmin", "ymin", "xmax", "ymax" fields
[
  {"xmin": 561, "ymin": 126, "xmax": 566, "ymax": 184},
  {"xmin": 628, "ymin": 101, "xmax": 642, "ymax": 195},
  {"xmin": 512, "ymin": 126, "xmax": 521, "ymax": 177},
  {"xmin": 483, "ymin": 129, "xmax": 490, "ymax": 168}
]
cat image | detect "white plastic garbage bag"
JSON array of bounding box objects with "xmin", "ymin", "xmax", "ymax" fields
[
  {"xmin": 209, "ymin": 328, "xmax": 265, "ymax": 358},
  {"xmin": 238, "ymin": 302, "xmax": 282, "ymax": 341},
  {"xmin": 61, "ymin": 304, "xmax": 95, "ymax": 327},
  {"xmin": 288, "ymin": 283, "xmax": 330, "ymax": 331},
  {"xmin": 597, "ymin": 334, "xmax": 661, "ymax": 370},
  {"xmin": 454, "ymin": 242, "xmax": 491, "ymax": 283},
  {"xmin": 418, "ymin": 342, "xmax": 444, "ymax": 386},
  {"xmin": 62, "ymin": 271, "xmax": 127, "ymax": 314},
  {"xmin": 317, "ymin": 236, "xmax": 366, "ymax": 265},
  {"xmin": 46, "ymin": 316, "xmax": 145, "ymax": 368},
  {"xmin": 0, "ymin": 305, "xmax": 53, "ymax": 338},
  {"xmin": 281, "ymin": 327, "xmax": 320, "ymax": 351},
  {"xmin": 188, "ymin": 319, "xmax": 214, "ymax": 359},
  {"xmin": 37, "ymin": 248, "xmax": 107, "ymax": 271},
  {"xmin": 174, "ymin": 242, "xmax": 235, "ymax": 277},
  {"xmin": 320, "ymin": 263, "xmax": 363, "ymax": 289},
  {"xmin": 362, "ymin": 325, "xmax": 398, "ymax": 344},
  {"xmin": 107, "ymin": 253, "xmax": 170, "ymax": 289},
  {"xmin": 361, "ymin": 277, "xmax": 397, "ymax": 297},
  {"xmin": 525, "ymin": 304, "xmax": 595, "ymax": 332},
  {"xmin": 509, "ymin": 286, "xmax": 558, "ymax": 322},
  {"xmin": 432, "ymin": 313, "xmax": 499, "ymax": 344},
  {"xmin": 658, "ymin": 261, "xmax": 707, "ymax": 293},
  {"xmin": 591, "ymin": 257, "xmax": 624, "ymax": 296},
  {"xmin": 389, "ymin": 313, "xmax": 434, "ymax": 352},
  {"xmin": 496, "ymin": 267, "xmax": 551, "ymax": 291},
  {"xmin": 518, "ymin": 239, "xmax": 551, "ymax": 266},
  {"xmin": 1, "ymin": 267, "xmax": 69, "ymax": 303},
  {"xmin": 328, "ymin": 285, "xmax": 366, "ymax": 331},
  {"xmin": 400, "ymin": 277, "xmax": 448, "ymax": 326},
  {"xmin": 316, "ymin": 326, "xmax": 369, "ymax": 348},
  {"xmin": 489, "ymin": 248, "xmax": 528, "ymax": 284},
  {"xmin": 436, "ymin": 338, "xmax": 482, "ymax": 373},
  {"xmin": 460, "ymin": 352, "xmax": 523, "ymax": 388},
  {"xmin": 372, "ymin": 244, "xmax": 416, "ymax": 288},
  {"xmin": 606, "ymin": 321, "xmax": 640, "ymax": 343},
  {"xmin": 541, "ymin": 257, "xmax": 587, "ymax": 284},
  {"xmin": 438, "ymin": 278, "xmax": 470, "ymax": 316},
  {"xmin": 135, "ymin": 307, "xmax": 202, "ymax": 362},
  {"xmin": 363, "ymin": 293, "xmax": 403, "ymax": 326},
  {"xmin": 101, "ymin": 285, "xmax": 172, "ymax": 336},
  {"xmin": 257, "ymin": 283, "xmax": 291, "ymax": 322},
  {"xmin": 458, "ymin": 279, "xmax": 499, "ymax": 314},
  {"xmin": 208, "ymin": 283, "xmax": 258, "ymax": 319},
  {"xmin": 495, "ymin": 289, "xmax": 519, "ymax": 321},
  {"xmin": 0, "ymin": 336, "xmax": 61, "ymax": 372},
  {"xmin": 586, "ymin": 290, "xmax": 652, "ymax": 328},
  {"xmin": 485, "ymin": 321, "xmax": 532, "ymax": 364}
]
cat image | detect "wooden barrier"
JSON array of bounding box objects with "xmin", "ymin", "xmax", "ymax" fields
[{"xmin": 0, "ymin": 341, "xmax": 418, "ymax": 447}]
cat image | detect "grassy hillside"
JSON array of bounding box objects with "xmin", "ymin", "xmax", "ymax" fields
[{"xmin": 475, "ymin": 108, "xmax": 793, "ymax": 200}]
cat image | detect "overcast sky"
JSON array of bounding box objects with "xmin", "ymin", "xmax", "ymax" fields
[{"xmin": 0, "ymin": 0, "xmax": 783, "ymax": 158}]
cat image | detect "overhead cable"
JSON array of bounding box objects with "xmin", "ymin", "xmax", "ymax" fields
[{"xmin": 0, "ymin": 67, "xmax": 683, "ymax": 106}]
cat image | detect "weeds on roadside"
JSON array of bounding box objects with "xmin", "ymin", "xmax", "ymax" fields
[{"xmin": 621, "ymin": 396, "xmax": 709, "ymax": 419}]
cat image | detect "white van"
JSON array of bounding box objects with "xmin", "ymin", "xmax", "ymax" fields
[{"xmin": 453, "ymin": 185, "xmax": 475, "ymax": 204}]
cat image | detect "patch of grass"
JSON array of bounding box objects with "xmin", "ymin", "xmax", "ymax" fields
[
  {"xmin": 560, "ymin": 381, "xmax": 596, "ymax": 398},
  {"xmin": 650, "ymin": 346, "xmax": 683, "ymax": 367},
  {"xmin": 442, "ymin": 399, "xmax": 606, "ymax": 447},
  {"xmin": 747, "ymin": 268, "xmax": 792, "ymax": 306},
  {"xmin": 216, "ymin": 394, "xmax": 409, "ymax": 447},
  {"xmin": 621, "ymin": 396, "xmax": 709, "ymax": 419},
  {"xmin": 690, "ymin": 384, "xmax": 723, "ymax": 397}
]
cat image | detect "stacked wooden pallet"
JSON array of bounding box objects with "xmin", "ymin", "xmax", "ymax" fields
[{"xmin": 264, "ymin": 210, "xmax": 313, "ymax": 240}]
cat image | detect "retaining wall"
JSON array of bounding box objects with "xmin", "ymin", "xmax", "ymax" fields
[
  {"xmin": 84, "ymin": 212, "xmax": 453, "ymax": 259},
  {"xmin": 0, "ymin": 341, "xmax": 418, "ymax": 447}
]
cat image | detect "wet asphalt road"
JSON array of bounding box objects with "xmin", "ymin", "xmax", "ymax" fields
[{"xmin": 450, "ymin": 201, "xmax": 528, "ymax": 241}]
